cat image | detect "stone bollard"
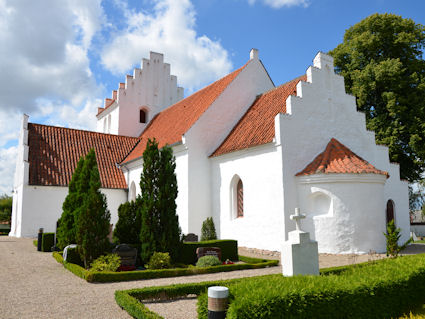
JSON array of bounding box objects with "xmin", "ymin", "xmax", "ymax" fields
[{"xmin": 208, "ymin": 286, "xmax": 228, "ymax": 319}]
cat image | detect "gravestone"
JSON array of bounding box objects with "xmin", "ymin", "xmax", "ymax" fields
[
  {"xmin": 281, "ymin": 208, "xmax": 319, "ymax": 276},
  {"xmin": 184, "ymin": 233, "xmax": 199, "ymax": 242},
  {"xmin": 112, "ymin": 244, "xmax": 137, "ymax": 268},
  {"xmin": 196, "ymin": 247, "xmax": 222, "ymax": 261}
]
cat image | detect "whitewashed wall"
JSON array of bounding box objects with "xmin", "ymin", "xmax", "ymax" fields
[
  {"xmin": 11, "ymin": 184, "xmax": 127, "ymax": 238},
  {"xmin": 297, "ymin": 174, "xmax": 387, "ymax": 253},
  {"xmin": 276, "ymin": 52, "xmax": 410, "ymax": 248},
  {"xmin": 97, "ymin": 52, "xmax": 183, "ymax": 138},
  {"xmin": 183, "ymin": 53, "xmax": 275, "ymax": 235},
  {"xmin": 211, "ymin": 144, "xmax": 284, "ymax": 250}
]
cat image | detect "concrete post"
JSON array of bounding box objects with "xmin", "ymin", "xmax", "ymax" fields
[{"xmin": 208, "ymin": 286, "xmax": 229, "ymax": 319}]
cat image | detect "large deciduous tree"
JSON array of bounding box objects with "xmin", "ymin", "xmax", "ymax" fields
[
  {"xmin": 329, "ymin": 13, "xmax": 425, "ymax": 182},
  {"xmin": 139, "ymin": 139, "xmax": 181, "ymax": 263}
]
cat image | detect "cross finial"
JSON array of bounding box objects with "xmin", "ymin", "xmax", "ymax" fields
[{"xmin": 290, "ymin": 208, "xmax": 306, "ymax": 231}]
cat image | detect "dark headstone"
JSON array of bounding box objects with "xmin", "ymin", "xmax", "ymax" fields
[
  {"xmin": 113, "ymin": 244, "xmax": 137, "ymax": 267},
  {"xmin": 196, "ymin": 247, "xmax": 222, "ymax": 261},
  {"xmin": 184, "ymin": 233, "xmax": 199, "ymax": 242}
]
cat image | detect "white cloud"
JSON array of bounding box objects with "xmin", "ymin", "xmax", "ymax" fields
[
  {"xmin": 0, "ymin": 146, "xmax": 17, "ymax": 195},
  {"xmin": 0, "ymin": 0, "xmax": 105, "ymax": 195},
  {"xmin": 248, "ymin": 0, "xmax": 309, "ymax": 8},
  {"xmin": 101, "ymin": 0, "xmax": 233, "ymax": 92},
  {"xmin": 0, "ymin": 0, "xmax": 104, "ymax": 113}
]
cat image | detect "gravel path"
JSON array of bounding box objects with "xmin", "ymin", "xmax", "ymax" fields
[{"xmin": 2, "ymin": 237, "xmax": 424, "ymax": 319}]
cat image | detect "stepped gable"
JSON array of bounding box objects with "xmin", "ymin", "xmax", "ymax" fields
[
  {"xmin": 28, "ymin": 123, "xmax": 139, "ymax": 188},
  {"xmin": 211, "ymin": 75, "xmax": 306, "ymax": 157},
  {"xmin": 296, "ymin": 138, "xmax": 389, "ymax": 177},
  {"xmin": 121, "ymin": 62, "xmax": 248, "ymax": 164}
]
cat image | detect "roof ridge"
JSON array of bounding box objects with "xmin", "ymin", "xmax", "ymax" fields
[
  {"xmin": 211, "ymin": 74, "xmax": 306, "ymax": 157},
  {"xmin": 29, "ymin": 122, "xmax": 139, "ymax": 140}
]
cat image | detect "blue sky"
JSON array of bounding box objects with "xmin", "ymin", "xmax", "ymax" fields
[{"xmin": 0, "ymin": 0, "xmax": 424, "ymax": 195}]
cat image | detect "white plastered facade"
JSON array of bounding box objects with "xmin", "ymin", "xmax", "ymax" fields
[{"xmin": 11, "ymin": 50, "xmax": 410, "ymax": 254}]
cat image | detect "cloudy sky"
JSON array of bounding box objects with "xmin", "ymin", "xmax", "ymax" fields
[{"xmin": 0, "ymin": 0, "xmax": 424, "ymax": 195}]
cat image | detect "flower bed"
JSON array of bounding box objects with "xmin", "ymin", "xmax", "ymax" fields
[
  {"xmin": 115, "ymin": 255, "xmax": 425, "ymax": 319},
  {"xmin": 52, "ymin": 252, "xmax": 278, "ymax": 283}
]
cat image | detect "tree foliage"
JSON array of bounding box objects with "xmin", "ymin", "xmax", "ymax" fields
[
  {"xmin": 329, "ymin": 13, "xmax": 425, "ymax": 182},
  {"xmin": 384, "ymin": 220, "xmax": 411, "ymax": 257},
  {"xmin": 113, "ymin": 200, "xmax": 141, "ymax": 244},
  {"xmin": 0, "ymin": 194, "xmax": 12, "ymax": 223},
  {"xmin": 75, "ymin": 149, "xmax": 111, "ymax": 268},
  {"xmin": 201, "ymin": 217, "xmax": 217, "ymax": 241},
  {"xmin": 56, "ymin": 157, "xmax": 84, "ymax": 249},
  {"xmin": 139, "ymin": 139, "xmax": 181, "ymax": 263}
]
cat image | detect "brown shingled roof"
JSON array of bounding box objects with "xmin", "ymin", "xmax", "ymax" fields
[
  {"xmin": 211, "ymin": 75, "xmax": 306, "ymax": 157},
  {"xmin": 121, "ymin": 62, "xmax": 249, "ymax": 164},
  {"xmin": 296, "ymin": 138, "xmax": 389, "ymax": 177},
  {"xmin": 28, "ymin": 123, "xmax": 139, "ymax": 188}
]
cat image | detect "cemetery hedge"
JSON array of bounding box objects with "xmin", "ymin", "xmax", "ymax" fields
[
  {"xmin": 179, "ymin": 239, "xmax": 238, "ymax": 264},
  {"xmin": 198, "ymin": 254, "xmax": 425, "ymax": 318},
  {"xmin": 114, "ymin": 255, "xmax": 425, "ymax": 319},
  {"xmin": 52, "ymin": 251, "xmax": 277, "ymax": 283},
  {"xmin": 41, "ymin": 232, "xmax": 55, "ymax": 252}
]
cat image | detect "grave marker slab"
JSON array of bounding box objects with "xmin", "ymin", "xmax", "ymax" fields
[{"xmin": 196, "ymin": 247, "xmax": 222, "ymax": 261}]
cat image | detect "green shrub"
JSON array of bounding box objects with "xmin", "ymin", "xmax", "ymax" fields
[
  {"xmin": 196, "ymin": 255, "xmax": 221, "ymax": 267},
  {"xmin": 197, "ymin": 254, "xmax": 425, "ymax": 319},
  {"xmin": 180, "ymin": 240, "xmax": 238, "ymax": 264},
  {"xmin": 146, "ymin": 252, "xmax": 171, "ymax": 269},
  {"xmin": 91, "ymin": 253, "xmax": 121, "ymax": 272},
  {"xmin": 384, "ymin": 220, "xmax": 411, "ymax": 257},
  {"xmin": 200, "ymin": 217, "xmax": 217, "ymax": 241},
  {"xmin": 113, "ymin": 201, "xmax": 141, "ymax": 245},
  {"xmin": 41, "ymin": 232, "xmax": 55, "ymax": 252}
]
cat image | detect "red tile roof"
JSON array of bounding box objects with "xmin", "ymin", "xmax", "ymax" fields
[
  {"xmin": 121, "ymin": 63, "xmax": 248, "ymax": 164},
  {"xmin": 296, "ymin": 138, "xmax": 389, "ymax": 177},
  {"xmin": 28, "ymin": 123, "xmax": 139, "ymax": 188},
  {"xmin": 211, "ymin": 75, "xmax": 306, "ymax": 157}
]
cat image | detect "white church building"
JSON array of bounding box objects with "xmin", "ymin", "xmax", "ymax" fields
[{"xmin": 10, "ymin": 50, "xmax": 410, "ymax": 254}]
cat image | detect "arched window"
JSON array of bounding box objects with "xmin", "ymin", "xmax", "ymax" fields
[
  {"xmin": 140, "ymin": 109, "xmax": 147, "ymax": 123},
  {"xmin": 386, "ymin": 199, "xmax": 395, "ymax": 225},
  {"xmin": 237, "ymin": 179, "xmax": 244, "ymax": 217}
]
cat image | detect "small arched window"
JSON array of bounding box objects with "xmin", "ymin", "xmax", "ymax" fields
[
  {"xmin": 386, "ymin": 199, "xmax": 395, "ymax": 225},
  {"xmin": 237, "ymin": 179, "xmax": 244, "ymax": 218},
  {"xmin": 140, "ymin": 109, "xmax": 147, "ymax": 123}
]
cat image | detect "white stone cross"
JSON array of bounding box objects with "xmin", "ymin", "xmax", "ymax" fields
[{"xmin": 290, "ymin": 208, "xmax": 306, "ymax": 231}]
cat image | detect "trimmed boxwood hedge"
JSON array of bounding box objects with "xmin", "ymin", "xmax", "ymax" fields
[
  {"xmin": 52, "ymin": 251, "xmax": 277, "ymax": 283},
  {"xmin": 197, "ymin": 254, "xmax": 425, "ymax": 319},
  {"xmin": 41, "ymin": 232, "xmax": 55, "ymax": 252},
  {"xmin": 114, "ymin": 255, "xmax": 425, "ymax": 319},
  {"xmin": 179, "ymin": 239, "xmax": 238, "ymax": 264}
]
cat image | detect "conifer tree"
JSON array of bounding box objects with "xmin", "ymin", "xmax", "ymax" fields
[
  {"xmin": 158, "ymin": 144, "xmax": 181, "ymax": 261},
  {"xmin": 113, "ymin": 199, "xmax": 141, "ymax": 244},
  {"xmin": 139, "ymin": 139, "xmax": 181, "ymax": 263},
  {"xmin": 75, "ymin": 149, "xmax": 111, "ymax": 268},
  {"xmin": 56, "ymin": 157, "xmax": 84, "ymax": 249}
]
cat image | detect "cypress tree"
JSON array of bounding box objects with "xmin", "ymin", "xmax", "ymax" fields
[
  {"xmin": 56, "ymin": 157, "xmax": 84, "ymax": 249},
  {"xmin": 113, "ymin": 199, "xmax": 141, "ymax": 244},
  {"xmin": 158, "ymin": 145, "xmax": 181, "ymax": 261},
  {"xmin": 75, "ymin": 149, "xmax": 111, "ymax": 268},
  {"xmin": 139, "ymin": 139, "xmax": 161, "ymax": 262},
  {"xmin": 139, "ymin": 139, "xmax": 181, "ymax": 263}
]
